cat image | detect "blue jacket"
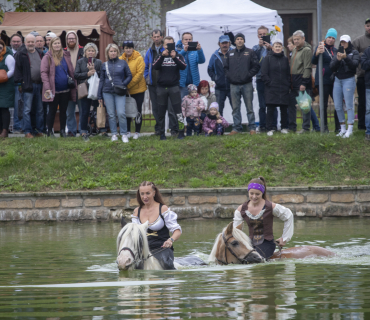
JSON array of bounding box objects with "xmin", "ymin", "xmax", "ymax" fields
[
  {"xmin": 98, "ymin": 57, "xmax": 132, "ymax": 99},
  {"xmin": 144, "ymin": 43, "xmax": 164, "ymax": 85},
  {"xmin": 311, "ymin": 44, "xmax": 337, "ymax": 86},
  {"xmin": 175, "ymin": 40, "xmax": 206, "ymax": 87},
  {"xmin": 207, "ymin": 46, "xmax": 234, "ymax": 91},
  {"xmin": 252, "ymin": 44, "xmax": 271, "ymax": 79}
]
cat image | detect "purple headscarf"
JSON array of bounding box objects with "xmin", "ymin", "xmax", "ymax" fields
[{"xmin": 248, "ymin": 183, "xmax": 265, "ymax": 194}]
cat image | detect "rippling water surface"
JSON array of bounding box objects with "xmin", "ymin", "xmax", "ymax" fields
[{"xmin": 1, "ymin": 218, "xmax": 370, "ymax": 319}]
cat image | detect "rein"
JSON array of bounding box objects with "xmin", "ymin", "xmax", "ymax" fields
[
  {"xmin": 117, "ymin": 246, "xmax": 170, "ymax": 268},
  {"xmin": 216, "ymin": 232, "xmax": 256, "ymax": 265}
]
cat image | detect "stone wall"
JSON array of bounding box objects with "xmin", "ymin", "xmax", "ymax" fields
[{"xmin": 1, "ymin": 186, "xmax": 370, "ymax": 222}]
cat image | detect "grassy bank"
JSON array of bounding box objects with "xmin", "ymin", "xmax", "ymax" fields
[{"xmin": 0, "ymin": 130, "xmax": 369, "ymax": 192}]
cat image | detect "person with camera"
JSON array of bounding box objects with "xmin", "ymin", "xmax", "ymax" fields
[
  {"xmin": 152, "ymin": 36, "xmax": 187, "ymax": 140},
  {"xmin": 175, "ymin": 32, "xmax": 205, "ymax": 99},
  {"xmin": 330, "ymin": 35, "xmax": 360, "ymax": 138},
  {"xmin": 98, "ymin": 44, "xmax": 132, "ymax": 143},
  {"xmin": 41, "ymin": 37, "xmax": 76, "ymax": 138},
  {"xmin": 312, "ymin": 28, "xmax": 340, "ymax": 133}
]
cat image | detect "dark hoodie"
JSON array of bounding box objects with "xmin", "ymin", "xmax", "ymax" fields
[{"xmin": 330, "ymin": 42, "xmax": 359, "ymax": 80}]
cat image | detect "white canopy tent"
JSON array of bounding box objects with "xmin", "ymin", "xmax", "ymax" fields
[{"xmin": 166, "ymin": 0, "xmax": 283, "ymax": 126}]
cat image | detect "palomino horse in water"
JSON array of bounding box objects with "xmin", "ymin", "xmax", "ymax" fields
[
  {"xmin": 116, "ymin": 219, "xmax": 206, "ymax": 270},
  {"xmin": 209, "ymin": 222, "xmax": 335, "ymax": 265}
]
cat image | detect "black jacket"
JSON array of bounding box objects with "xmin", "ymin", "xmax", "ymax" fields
[
  {"xmin": 223, "ymin": 45, "xmax": 260, "ymax": 85},
  {"xmin": 261, "ymin": 51, "xmax": 291, "ymax": 106},
  {"xmin": 14, "ymin": 46, "xmax": 44, "ymax": 92},
  {"xmin": 330, "ymin": 43, "xmax": 359, "ymax": 80},
  {"xmin": 74, "ymin": 57, "xmax": 102, "ymax": 84},
  {"xmin": 311, "ymin": 44, "xmax": 337, "ymax": 86},
  {"xmin": 361, "ymin": 46, "xmax": 370, "ymax": 89},
  {"xmin": 152, "ymin": 53, "xmax": 187, "ymax": 87}
]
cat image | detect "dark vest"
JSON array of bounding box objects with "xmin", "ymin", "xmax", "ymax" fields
[
  {"xmin": 241, "ymin": 200, "xmax": 274, "ymax": 245},
  {"xmin": 138, "ymin": 204, "xmax": 173, "ymax": 252}
]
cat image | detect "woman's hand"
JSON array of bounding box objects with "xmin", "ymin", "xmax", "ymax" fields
[
  {"xmin": 162, "ymin": 238, "xmax": 173, "ymax": 248},
  {"xmin": 87, "ymin": 69, "xmax": 95, "ymax": 77},
  {"xmin": 98, "ymin": 99, "xmax": 103, "ymax": 105},
  {"xmin": 337, "ymin": 52, "xmax": 343, "ymax": 61},
  {"xmin": 87, "ymin": 62, "xmax": 94, "ymax": 70},
  {"xmin": 276, "ymin": 238, "xmax": 286, "ymax": 247},
  {"xmin": 216, "ymin": 119, "xmax": 222, "ymax": 124},
  {"xmin": 208, "ymin": 129, "xmax": 213, "ymax": 134}
]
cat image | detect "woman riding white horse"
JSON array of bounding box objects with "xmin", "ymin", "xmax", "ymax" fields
[
  {"xmin": 131, "ymin": 181, "xmax": 182, "ymax": 270},
  {"xmin": 233, "ymin": 176, "xmax": 294, "ymax": 260}
]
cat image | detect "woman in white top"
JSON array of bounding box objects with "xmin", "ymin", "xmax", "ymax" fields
[
  {"xmin": 233, "ymin": 176, "xmax": 294, "ymax": 260},
  {"xmin": 132, "ymin": 181, "xmax": 182, "ymax": 270},
  {"xmin": 0, "ymin": 39, "xmax": 15, "ymax": 138}
]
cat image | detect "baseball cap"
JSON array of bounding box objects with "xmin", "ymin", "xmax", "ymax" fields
[
  {"xmin": 366, "ymin": 18, "xmax": 370, "ymax": 24},
  {"xmin": 219, "ymin": 35, "xmax": 230, "ymax": 43},
  {"xmin": 339, "ymin": 35, "xmax": 351, "ymax": 43},
  {"xmin": 45, "ymin": 32, "xmax": 57, "ymax": 38}
]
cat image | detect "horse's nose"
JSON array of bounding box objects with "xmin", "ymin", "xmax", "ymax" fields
[{"xmin": 246, "ymin": 251, "xmax": 263, "ymax": 263}]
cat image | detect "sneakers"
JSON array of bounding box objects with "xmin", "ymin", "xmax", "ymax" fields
[
  {"xmin": 343, "ymin": 131, "xmax": 353, "ymax": 138},
  {"xmin": 297, "ymin": 129, "xmax": 309, "ymax": 134},
  {"xmin": 111, "ymin": 134, "xmax": 118, "ymax": 142},
  {"xmin": 281, "ymin": 129, "xmax": 289, "ymax": 134},
  {"xmin": 365, "ymin": 134, "xmax": 370, "ymax": 142},
  {"xmin": 82, "ymin": 134, "xmax": 90, "ymax": 142},
  {"xmin": 336, "ymin": 130, "xmax": 346, "ymax": 137},
  {"xmin": 99, "ymin": 132, "xmax": 109, "ymax": 138},
  {"xmin": 177, "ymin": 131, "xmax": 185, "ymax": 139},
  {"xmin": 133, "ymin": 133, "xmax": 140, "ymax": 140},
  {"xmin": 229, "ymin": 131, "xmax": 239, "ymax": 136},
  {"xmin": 25, "ymin": 133, "xmax": 34, "ymax": 138},
  {"xmin": 160, "ymin": 134, "xmax": 167, "ymax": 140},
  {"xmin": 250, "ymin": 130, "xmax": 256, "ymax": 135},
  {"xmin": 122, "ymin": 135, "xmax": 129, "ymax": 143},
  {"xmin": 126, "ymin": 132, "xmax": 131, "ymax": 138},
  {"xmin": 267, "ymin": 130, "xmax": 275, "ymax": 136}
]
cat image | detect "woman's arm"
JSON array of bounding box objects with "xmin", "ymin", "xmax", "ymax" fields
[
  {"xmin": 272, "ymin": 202, "xmax": 294, "ymax": 245},
  {"xmin": 122, "ymin": 62, "xmax": 132, "ymax": 87},
  {"xmin": 5, "ymin": 55, "xmax": 15, "ymax": 78},
  {"xmin": 127, "ymin": 56, "xmax": 145, "ymax": 89},
  {"xmin": 161, "ymin": 207, "xmax": 182, "ymax": 248},
  {"xmin": 233, "ymin": 205, "xmax": 244, "ymax": 229},
  {"xmin": 74, "ymin": 59, "xmax": 88, "ymax": 80},
  {"xmin": 40, "ymin": 55, "xmax": 52, "ymax": 92}
]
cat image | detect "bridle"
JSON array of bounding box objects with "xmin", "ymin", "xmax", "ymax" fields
[
  {"xmin": 216, "ymin": 232, "xmax": 257, "ymax": 265},
  {"xmin": 117, "ymin": 246, "xmax": 170, "ymax": 269}
]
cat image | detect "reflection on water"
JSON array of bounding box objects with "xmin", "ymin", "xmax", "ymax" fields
[{"xmin": 0, "ymin": 219, "xmax": 370, "ymax": 319}]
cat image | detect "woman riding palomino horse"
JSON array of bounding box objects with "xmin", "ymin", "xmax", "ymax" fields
[
  {"xmin": 233, "ymin": 176, "xmax": 294, "ymax": 260},
  {"xmin": 130, "ymin": 181, "xmax": 181, "ymax": 270}
]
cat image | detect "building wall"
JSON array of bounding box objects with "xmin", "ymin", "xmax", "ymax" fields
[{"xmin": 161, "ymin": 0, "xmax": 368, "ymax": 47}]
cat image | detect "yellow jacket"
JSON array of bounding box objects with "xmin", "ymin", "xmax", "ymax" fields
[{"xmin": 119, "ymin": 50, "xmax": 147, "ymax": 95}]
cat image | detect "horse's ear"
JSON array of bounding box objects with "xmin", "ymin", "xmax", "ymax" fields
[
  {"xmin": 236, "ymin": 222, "xmax": 243, "ymax": 230},
  {"xmin": 226, "ymin": 222, "xmax": 233, "ymax": 235},
  {"xmin": 121, "ymin": 216, "xmax": 127, "ymax": 228}
]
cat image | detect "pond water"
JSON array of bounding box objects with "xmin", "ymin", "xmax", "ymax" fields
[{"xmin": 1, "ymin": 218, "xmax": 370, "ymax": 319}]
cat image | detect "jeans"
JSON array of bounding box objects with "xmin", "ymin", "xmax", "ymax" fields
[
  {"xmin": 310, "ymin": 108, "xmax": 320, "ymax": 131},
  {"xmin": 230, "ymin": 82, "xmax": 255, "ymax": 132},
  {"xmin": 127, "ymin": 92, "xmax": 145, "ymax": 133},
  {"xmin": 357, "ymin": 77, "xmax": 366, "ymax": 129},
  {"xmin": 266, "ymin": 104, "xmax": 288, "ymax": 131},
  {"xmin": 215, "ymin": 89, "xmax": 232, "ymax": 116},
  {"xmin": 156, "ymin": 86, "xmax": 183, "ymax": 135},
  {"xmin": 316, "ymin": 84, "xmax": 340, "ymax": 131},
  {"xmin": 67, "ymin": 100, "xmax": 82, "ymax": 135},
  {"xmin": 23, "ymin": 83, "xmax": 44, "ymax": 134},
  {"xmin": 186, "ymin": 117, "xmax": 201, "ymax": 136},
  {"xmin": 365, "ymin": 88, "xmax": 370, "ymax": 135},
  {"xmin": 333, "ymin": 77, "xmax": 356, "ymax": 124},
  {"xmin": 13, "ymin": 85, "xmax": 23, "ymax": 131},
  {"xmin": 180, "ymin": 86, "xmax": 188, "ymax": 99},
  {"xmin": 256, "ymin": 79, "xmax": 277, "ymax": 129},
  {"xmin": 289, "ymin": 89, "xmax": 311, "ymax": 131},
  {"xmin": 149, "ymin": 85, "xmax": 177, "ymax": 133},
  {"xmin": 48, "ymin": 92, "xmax": 69, "ymax": 131},
  {"xmin": 79, "ymin": 97, "xmax": 93, "ymax": 134},
  {"xmin": 103, "ymin": 92, "xmax": 127, "ymax": 135}
]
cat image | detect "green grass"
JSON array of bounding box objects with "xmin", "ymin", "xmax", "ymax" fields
[{"xmin": 0, "ymin": 129, "xmax": 369, "ymax": 192}]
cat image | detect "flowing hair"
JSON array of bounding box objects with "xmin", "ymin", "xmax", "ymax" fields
[
  {"xmin": 49, "ymin": 37, "xmax": 63, "ymax": 66},
  {"xmin": 136, "ymin": 181, "xmax": 166, "ymax": 208},
  {"xmin": 248, "ymin": 176, "xmax": 267, "ymax": 200}
]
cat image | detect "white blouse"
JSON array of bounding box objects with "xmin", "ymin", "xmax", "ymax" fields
[
  {"xmin": 233, "ymin": 204, "xmax": 294, "ymax": 242},
  {"xmin": 131, "ymin": 208, "xmax": 182, "ymax": 234},
  {"xmin": 5, "ymin": 55, "xmax": 15, "ymax": 78}
]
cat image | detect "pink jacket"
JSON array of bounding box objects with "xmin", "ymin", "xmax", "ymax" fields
[
  {"xmin": 202, "ymin": 115, "xmax": 229, "ymax": 133},
  {"xmin": 181, "ymin": 95, "xmax": 205, "ymax": 118},
  {"xmin": 40, "ymin": 50, "xmax": 77, "ymax": 102}
]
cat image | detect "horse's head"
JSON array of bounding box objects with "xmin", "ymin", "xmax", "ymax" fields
[
  {"xmin": 116, "ymin": 221, "xmax": 149, "ymax": 270},
  {"xmin": 210, "ymin": 222, "xmax": 264, "ymax": 265}
]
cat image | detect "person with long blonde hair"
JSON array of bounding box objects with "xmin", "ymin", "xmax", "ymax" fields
[{"xmin": 41, "ymin": 37, "xmax": 76, "ymax": 137}]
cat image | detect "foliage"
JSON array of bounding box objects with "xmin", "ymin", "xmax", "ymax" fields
[{"xmin": 0, "ymin": 130, "xmax": 370, "ymax": 192}]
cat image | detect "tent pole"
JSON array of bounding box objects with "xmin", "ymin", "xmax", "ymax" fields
[{"xmin": 317, "ymin": 0, "xmax": 324, "ymax": 133}]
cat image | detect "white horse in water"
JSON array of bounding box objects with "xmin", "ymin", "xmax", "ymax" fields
[{"xmin": 116, "ymin": 220, "xmax": 206, "ymax": 270}]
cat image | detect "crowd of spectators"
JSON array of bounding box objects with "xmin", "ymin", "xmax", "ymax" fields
[{"xmin": 0, "ymin": 19, "xmax": 370, "ymax": 142}]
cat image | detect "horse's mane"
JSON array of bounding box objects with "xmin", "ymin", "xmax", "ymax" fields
[{"xmin": 208, "ymin": 226, "xmax": 254, "ymax": 262}]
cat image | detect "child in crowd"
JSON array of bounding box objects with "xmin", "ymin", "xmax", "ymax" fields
[
  {"xmin": 198, "ymin": 80, "xmax": 217, "ymax": 112},
  {"xmin": 181, "ymin": 84, "xmax": 205, "ymax": 136},
  {"xmin": 202, "ymin": 102, "xmax": 229, "ymax": 136}
]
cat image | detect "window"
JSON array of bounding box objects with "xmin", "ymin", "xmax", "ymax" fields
[{"xmin": 281, "ymin": 13, "xmax": 313, "ymax": 46}]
